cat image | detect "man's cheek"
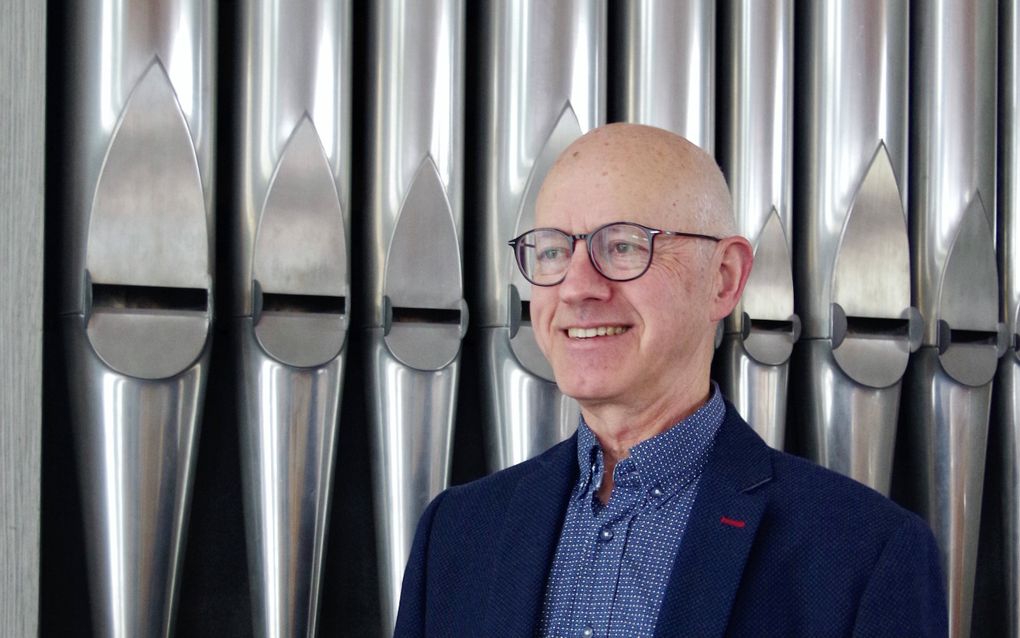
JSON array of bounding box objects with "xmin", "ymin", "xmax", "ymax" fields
[{"xmin": 532, "ymin": 312, "xmax": 552, "ymax": 355}]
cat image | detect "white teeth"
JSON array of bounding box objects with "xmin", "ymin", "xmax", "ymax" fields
[{"xmin": 567, "ymin": 326, "xmax": 628, "ymax": 339}]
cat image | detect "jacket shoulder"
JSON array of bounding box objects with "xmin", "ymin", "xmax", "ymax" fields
[
  {"xmin": 437, "ymin": 435, "xmax": 577, "ymax": 516},
  {"xmin": 765, "ymin": 445, "xmax": 921, "ymax": 535},
  {"xmin": 716, "ymin": 409, "xmax": 946, "ymax": 633}
]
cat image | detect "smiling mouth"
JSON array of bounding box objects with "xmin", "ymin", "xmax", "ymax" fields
[{"xmin": 566, "ymin": 326, "xmax": 629, "ymax": 339}]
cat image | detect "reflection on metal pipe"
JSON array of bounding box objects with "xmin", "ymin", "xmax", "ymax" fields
[
  {"xmin": 615, "ymin": 0, "xmax": 715, "ymax": 151},
  {"xmin": 716, "ymin": 0, "xmax": 795, "ymax": 448},
  {"xmin": 364, "ymin": 2, "xmax": 464, "ymax": 632},
  {"xmin": 59, "ymin": 2, "xmax": 215, "ymax": 635},
  {"xmin": 233, "ymin": 3, "xmax": 351, "ymax": 636},
  {"xmin": 903, "ymin": 200, "xmax": 1004, "ymax": 637},
  {"xmin": 995, "ymin": 344, "xmax": 1020, "ymax": 638},
  {"xmin": 904, "ymin": 2, "xmax": 1002, "ymax": 635},
  {"xmin": 795, "ymin": 2, "xmax": 914, "ymax": 494},
  {"xmin": 994, "ymin": 3, "xmax": 1020, "ymax": 635},
  {"xmin": 476, "ymin": 1, "xmax": 605, "ymax": 471}
]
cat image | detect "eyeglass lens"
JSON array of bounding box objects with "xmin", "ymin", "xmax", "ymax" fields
[{"xmin": 516, "ymin": 223, "xmax": 653, "ymax": 285}]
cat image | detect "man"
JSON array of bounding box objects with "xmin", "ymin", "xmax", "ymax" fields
[{"xmin": 394, "ymin": 123, "xmax": 947, "ymax": 637}]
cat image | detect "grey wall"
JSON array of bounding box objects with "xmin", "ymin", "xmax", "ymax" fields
[{"xmin": 0, "ymin": 0, "xmax": 44, "ymax": 634}]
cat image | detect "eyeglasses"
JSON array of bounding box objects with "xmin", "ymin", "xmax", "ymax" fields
[{"xmin": 508, "ymin": 221, "xmax": 721, "ymax": 286}]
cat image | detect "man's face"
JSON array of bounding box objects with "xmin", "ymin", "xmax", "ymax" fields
[{"xmin": 530, "ymin": 153, "xmax": 720, "ymax": 410}]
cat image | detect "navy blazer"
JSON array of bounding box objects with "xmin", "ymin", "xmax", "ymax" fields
[{"xmin": 394, "ymin": 404, "xmax": 947, "ymax": 637}]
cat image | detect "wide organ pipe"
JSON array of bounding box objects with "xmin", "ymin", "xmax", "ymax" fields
[
  {"xmin": 476, "ymin": 0, "xmax": 605, "ymax": 472},
  {"xmin": 715, "ymin": 0, "xmax": 795, "ymax": 449},
  {"xmin": 232, "ymin": 2, "xmax": 351, "ymax": 636},
  {"xmin": 614, "ymin": 0, "xmax": 715, "ymax": 151},
  {"xmin": 997, "ymin": 3, "xmax": 1020, "ymax": 635},
  {"xmin": 902, "ymin": 2, "xmax": 1004, "ymax": 636},
  {"xmin": 794, "ymin": 2, "xmax": 915, "ymax": 494},
  {"xmin": 57, "ymin": 1, "xmax": 215, "ymax": 635},
  {"xmin": 364, "ymin": 1, "xmax": 465, "ymax": 633}
]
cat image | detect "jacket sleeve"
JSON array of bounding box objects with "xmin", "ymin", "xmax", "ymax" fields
[
  {"xmin": 852, "ymin": 514, "xmax": 948, "ymax": 637},
  {"xmin": 392, "ymin": 490, "xmax": 448, "ymax": 638}
]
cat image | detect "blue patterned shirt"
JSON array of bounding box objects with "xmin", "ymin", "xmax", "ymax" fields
[{"xmin": 539, "ymin": 386, "xmax": 725, "ymax": 638}]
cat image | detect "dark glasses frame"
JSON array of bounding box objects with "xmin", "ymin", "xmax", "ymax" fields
[{"xmin": 508, "ymin": 221, "xmax": 721, "ymax": 286}]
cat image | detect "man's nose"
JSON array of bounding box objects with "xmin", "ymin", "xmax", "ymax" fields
[{"xmin": 558, "ymin": 242, "xmax": 612, "ymax": 302}]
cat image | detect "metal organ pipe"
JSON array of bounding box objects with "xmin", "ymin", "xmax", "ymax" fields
[
  {"xmin": 614, "ymin": 0, "xmax": 715, "ymax": 151},
  {"xmin": 716, "ymin": 0, "xmax": 796, "ymax": 449},
  {"xmin": 794, "ymin": 2, "xmax": 915, "ymax": 495},
  {"xmin": 476, "ymin": 0, "xmax": 606, "ymax": 471},
  {"xmin": 903, "ymin": 1, "xmax": 1005, "ymax": 636},
  {"xmin": 233, "ymin": 2, "xmax": 351, "ymax": 636},
  {"xmin": 41, "ymin": 3, "xmax": 1020, "ymax": 635},
  {"xmin": 995, "ymin": 3, "xmax": 1020, "ymax": 635},
  {"xmin": 57, "ymin": 1, "xmax": 216, "ymax": 635},
  {"xmin": 363, "ymin": 2, "xmax": 466, "ymax": 633}
]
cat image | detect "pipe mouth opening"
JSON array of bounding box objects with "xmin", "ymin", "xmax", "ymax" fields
[
  {"xmin": 260, "ymin": 292, "xmax": 346, "ymax": 316},
  {"xmin": 91, "ymin": 282, "xmax": 208, "ymax": 313}
]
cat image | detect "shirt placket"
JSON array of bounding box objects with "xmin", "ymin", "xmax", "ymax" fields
[{"xmin": 578, "ymin": 460, "xmax": 642, "ymax": 638}]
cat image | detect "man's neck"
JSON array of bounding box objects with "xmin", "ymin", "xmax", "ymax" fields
[{"xmin": 583, "ymin": 383, "xmax": 712, "ymax": 504}]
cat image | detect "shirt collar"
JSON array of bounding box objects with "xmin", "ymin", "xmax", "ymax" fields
[
  {"xmin": 575, "ymin": 417, "xmax": 602, "ymax": 496},
  {"xmin": 574, "ymin": 383, "xmax": 725, "ymax": 505}
]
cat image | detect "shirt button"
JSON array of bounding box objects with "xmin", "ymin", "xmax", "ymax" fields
[
  {"xmin": 651, "ymin": 486, "xmax": 664, "ymax": 498},
  {"xmin": 599, "ymin": 527, "xmax": 614, "ymax": 541},
  {"xmin": 582, "ymin": 626, "xmax": 594, "ymax": 638}
]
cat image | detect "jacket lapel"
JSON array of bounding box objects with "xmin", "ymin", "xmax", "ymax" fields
[
  {"xmin": 482, "ymin": 436, "xmax": 578, "ymax": 636},
  {"xmin": 654, "ymin": 406, "xmax": 773, "ymax": 638}
]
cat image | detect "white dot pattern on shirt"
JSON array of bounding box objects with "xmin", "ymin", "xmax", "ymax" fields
[{"xmin": 539, "ymin": 386, "xmax": 725, "ymax": 638}]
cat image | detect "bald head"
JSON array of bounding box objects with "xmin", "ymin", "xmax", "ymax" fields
[{"xmin": 536, "ymin": 123, "xmax": 736, "ymax": 237}]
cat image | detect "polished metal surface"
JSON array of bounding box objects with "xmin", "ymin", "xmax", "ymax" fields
[
  {"xmin": 59, "ymin": 2, "xmax": 215, "ymax": 635},
  {"xmin": 476, "ymin": 0, "xmax": 604, "ymax": 470},
  {"xmin": 252, "ymin": 118, "xmax": 348, "ymax": 368},
  {"xmin": 234, "ymin": 0, "xmax": 351, "ymax": 319},
  {"xmin": 42, "ymin": 2, "xmax": 1020, "ymax": 631},
  {"xmin": 905, "ymin": 2, "xmax": 1000, "ymax": 635},
  {"xmin": 367, "ymin": 332, "xmax": 459, "ymax": 632},
  {"xmin": 903, "ymin": 349, "xmax": 992, "ymax": 638},
  {"xmin": 237, "ymin": 322, "xmax": 343, "ymax": 638},
  {"xmin": 797, "ymin": 2, "xmax": 909, "ymax": 341},
  {"xmin": 716, "ymin": 335, "xmax": 788, "ymax": 449},
  {"xmin": 60, "ymin": 0, "xmax": 216, "ymax": 317},
  {"xmin": 65, "ymin": 321, "xmax": 208, "ymax": 637},
  {"xmin": 912, "ymin": 1, "xmax": 999, "ymax": 349},
  {"xmin": 829, "ymin": 146, "xmax": 915, "ymax": 388},
  {"xmin": 364, "ymin": 1, "xmax": 464, "ymax": 632},
  {"xmin": 997, "ymin": 4, "xmax": 1020, "ymax": 633},
  {"xmin": 739, "ymin": 211, "xmax": 797, "ymax": 367},
  {"xmin": 716, "ymin": 0, "xmax": 793, "ymax": 446},
  {"xmin": 934, "ymin": 198, "xmax": 1002, "ymax": 387},
  {"xmin": 481, "ymin": 329, "xmax": 580, "ymax": 467},
  {"xmin": 383, "ymin": 157, "xmax": 466, "ymax": 371},
  {"xmin": 795, "ymin": 2, "xmax": 911, "ymax": 493},
  {"xmin": 363, "ymin": 0, "xmax": 464, "ymax": 331},
  {"xmin": 616, "ymin": 0, "xmax": 715, "ymax": 151},
  {"xmin": 83, "ymin": 59, "xmax": 210, "ymax": 383},
  {"xmin": 233, "ymin": 2, "xmax": 351, "ymax": 636},
  {"xmin": 995, "ymin": 356, "xmax": 1020, "ymax": 638},
  {"xmin": 797, "ymin": 341, "xmax": 900, "ymax": 494}
]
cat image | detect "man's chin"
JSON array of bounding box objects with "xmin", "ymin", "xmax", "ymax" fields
[{"xmin": 553, "ymin": 377, "xmax": 621, "ymax": 406}]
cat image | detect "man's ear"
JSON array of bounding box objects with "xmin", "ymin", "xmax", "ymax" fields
[{"xmin": 709, "ymin": 236, "xmax": 753, "ymax": 321}]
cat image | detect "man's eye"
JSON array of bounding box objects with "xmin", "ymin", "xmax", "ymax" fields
[
  {"xmin": 537, "ymin": 247, "xmax": 566, "ymax": 261},
  {"xmin": 610, "ymin": 241, "xmax": 644, "ymax": 255}
]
